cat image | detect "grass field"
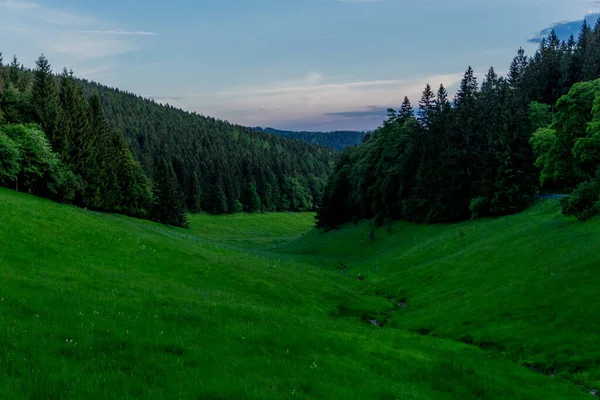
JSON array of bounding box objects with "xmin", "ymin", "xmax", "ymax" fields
[{"xmin": 0, "ymin": 187, "xmax": 596, "ymax": 399}]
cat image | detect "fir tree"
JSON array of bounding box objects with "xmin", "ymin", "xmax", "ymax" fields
[
  {"xmin": 417, "ymin": 84, "xmax": 436, "ymax": 129},
  {"xmin": 398, "ymin": 96, "xmax": 413, "ymax": 122},
  {"xmin": 8, "ymin": 55, "xmax": 20, "ymax": 87},
  {"xmin": 152, "ymin": 158, "xmax": 188, "ymax": 227},
  {"xmin": 242, "ymin": 181, "xmax": 262, "ymax": 213},
  {"xmin": 0, "ymin": 52, "xmax": 5, "ymax": 92},
  {"xmin": 507, "ymin": 48, "xmax": 528, "ymax": 91},
  {"xmin": 30, "ymin": 54, "xmax": 58, "ymax": 139},
  {"xmin": 187, "ymin": 172, "xmax": 202, "ymax": 213},
  {"xmin": 583, "ymin": 17, "xmax": 600, "ymax": 81}
]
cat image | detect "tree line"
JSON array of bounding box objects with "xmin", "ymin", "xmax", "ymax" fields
[
  {"xmin": 252, "ymin": 127, "xmax": 366, "ymax": 151},
  {"xmin": 0, "ymin": 53, "xmax": 338, "ymax": 227},
  {"xmin": 317, "ymin": 18, "xmax": 600, "ymax": 229}
]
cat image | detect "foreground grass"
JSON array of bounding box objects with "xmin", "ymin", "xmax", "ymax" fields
[
  {"xmin": 280, "ymin": 200, "xmax": 600, "ymax": 391},
  {"xmin": 0, "ymin": 188, "xmax": 590, "ymax": 399}
]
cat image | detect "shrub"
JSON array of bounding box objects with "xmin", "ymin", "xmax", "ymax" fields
[
  {"xmin": 560, "ymin": 181, "xmax": 600, "ymax": 221},
  {"xmin": 469, "ymin": 196, "xmax": 489, "ymax": 219},
  {"xmin": 0, "ymin": 132, "xmax": 20, "ymax": 186},
  {"xmin": 0, "ymin": 123, "xmax": 78, "ymax": 201}
]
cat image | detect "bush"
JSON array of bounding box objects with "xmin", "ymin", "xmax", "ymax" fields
[
  {"xmin": 469, "ymin": 196, "xmax": 489, "ymax": 219},
  {"xmin": 0, "ymin": 123, "xmax": 78, "ymax": 201},
  {"xmin": 0, "ymin": 132, "xmax": 20, "ymax": 186},
  {"xmin": 560, "ymin": 181, "xmax": 600, "ymax": 221}
]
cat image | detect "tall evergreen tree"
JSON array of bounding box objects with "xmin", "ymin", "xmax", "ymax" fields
[
  {"xmin": 583, "ymin": 17, "xmax": 600, "ymax": 81},
  {"xmin": 57, "ymin": 69, "xmax": 92, "ymax": 169},
  {"xmin": 417, "ymin": 84, "xmax": 435, "ymax": 129},
  {"xmin": 30, "ymin": 55, "xmax": 58, "ymax": 139},
  {"xmin": 187, "ymin": 171, "xmax": 202, "ymax": 213},
  {"xmin": 0, "ymin": 52, "xmax": 5, "ymax": 93},
  {"xmin": 152, "ymin": 158, "xmax": 188, "ymax": 227},
  {"xmin": 398, "ymin": 96, "xmax": 413, "ymax": 122},
  {"xmin": 508, "ymin": 48, "xmax": 529, "ymax": 91},
  {"xmin": 8, "ymin": 55, "xmax": 20, "ymax": 88},
  {"xmin": 574, "ymin": 19, "xmax": 592, "ymax": 83}
]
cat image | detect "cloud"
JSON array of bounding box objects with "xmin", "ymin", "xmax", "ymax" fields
[
  {"xmin": 528, "ymin": 13, "xmax": 600, "ymax": 43},
  {"xmin": 82, "ymin": 30, "xmax": 156, "ymax": 36},
  {"xmin": 208, "ymin": 71, "xmax": 464, "ymax": 131},
  {"xmin": 78, "ymin": 64, "xmax": 117, "ymax": 78},
  {"xmin": 0, "ymin": 0, "xmax": 153, "ymax": 62},
  {"xmin": 323, "ymin": 106, "xmax": 389, "ymax": 118}
]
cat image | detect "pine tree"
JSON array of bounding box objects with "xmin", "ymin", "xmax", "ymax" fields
[
  {"xmin": 574, "ymin": 19, "xmax": 592, "ymax": 83},
  {"xmin": 398, "ymin": 96, "xmax": 413, "ymax": 122},
  {"xmin": 0, "ymin": 52, "xmax": 5, "ymax": 93},
  {"xmin": 479, "ymin": 67, "xmax": 501, "ymax": 152},
  {"xmin": 87, "ymin": 93, "xmax": 120, "ymax": 209},
  {"xmin": 211, "ymin": 176, "xmax": 228, "ymax": 214},
  {"xmin": 417, "ymin": 84, "xmax": 435, "ymax": 129},
  {"xmin": 57, "ymin": 69, "xmax": 92, "ymax": 168},
  {"xmin": 242, "ymin": 181, "xmax": 262, "ymax": 212},
  {"xmin": 508, "ymin": 48, "xmax": 529, "ymax": 91},
  {"xmin": 560, "ymin": 34, "xmax": 579, "ymax": 95},
  {"xmin": 583, "ymin": 17, "xmax": 600, "ymax": 81},
  {"xmin": 8, "ymin": 55, "xmax": 20, "ymax": 87},
  {"xmin": 30, "ymin": 54, "xmax": 58, "ymax": 139},
  {"xmin": 152, "ymin": 158, "xmax": 188, "ymax": 227},
  {"xmin": 187, "ymin": 172, "xmax": 202, "ymax": 213}
]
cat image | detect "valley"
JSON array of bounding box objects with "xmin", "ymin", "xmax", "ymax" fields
[{"xmin": 0, "ymin": 188, "xmax": 596, "ymax": 399}]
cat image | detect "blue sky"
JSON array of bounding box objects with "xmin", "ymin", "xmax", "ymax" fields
[{"xmin": 0, "ymin": 0, "xmax": 598, "ymax": 131}]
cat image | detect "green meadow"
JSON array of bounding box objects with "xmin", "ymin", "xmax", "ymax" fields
[{"xmin": 0, "ymin": 188, "xmax": 597, "ymax": 399}]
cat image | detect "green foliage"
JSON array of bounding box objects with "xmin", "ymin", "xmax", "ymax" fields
[
  {"xmin": 469, "ymin": 196, "xmax": 489, "ymax": 219},
  {"xmin": 560, "ymin": 181, "xmax": 600, "ymax": 221},
  {"xmin": 529, "ymin": 101, "xmax": 552, "ymax": 131},
  {"xmin": 318, "ymin": 66, "xmax": 536, "ymax": 228},
  {"xmin": 151, "ymin": 158, "xmax": 188, "ymax": 227},
  {"xmin": 0, "ymin": 53, "xmax": 334, "ymax": 225},
  {"xmin": 0, "ymin": 85, "xmax": 30, "ymax": 124},
  {"xmin": 253, "ymin": 127, "xmax": 365, "ymax": 150},
  {"xmin": 242, "ymin": 181, "xmax": 261, "ymax": 213},
  {"xmin": 30, "ymin": 55, "xmax": 58, "ymax": 138},
  {"xmin": 530, "ymin": 127, "xmax": 557, "ymax": 171},
  {"xmin": 0, "ymin": 132, "xmax": 20, "ymax": 185},
  {"xmin": 0, "ymin": 123, "xmax": 77, "ymax": 200},
  {"xmin": 186, "ymin": 172, "xmax": 202, "ymax": 213},
  {"xmin": 284, "ymin": 175, "xmax": 314, "ymax": 212}
]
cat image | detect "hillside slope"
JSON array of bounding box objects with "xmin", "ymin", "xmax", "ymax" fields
[
  {"xmin": 0, "ymin": 188, "xmax": 587, "ymax": 399},
  {"xmin": 79, "ymin": 80, "xmax": 337, "ymax": 213},
  {"xmin": 281, "ymin": 200, "xmax": 600, "ymax": 390}
]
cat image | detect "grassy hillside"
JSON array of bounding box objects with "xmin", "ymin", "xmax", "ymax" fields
[
  {"xmin": 0, "ymin": 188, "xmax": 592, "ymax": 399},
  {"xmin": 281, "ymin": 200, "xmax": 600, "ymax": 390}
]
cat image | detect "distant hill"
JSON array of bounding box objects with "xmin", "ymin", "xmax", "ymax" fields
[
  {"xmin": 529, "ymin": 13, "xmax": 600, "ymax": 43},
  {"xmin": 253, "ymin": 127, "xmax": 366, "ymax": 151}
]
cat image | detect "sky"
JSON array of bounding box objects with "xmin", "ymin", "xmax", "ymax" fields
[{"xmin": 0, "ymin": 0, "xmax": 598, "ymax": 132}]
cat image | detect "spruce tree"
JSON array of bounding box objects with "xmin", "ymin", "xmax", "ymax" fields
[
  {"xmin": 417, "ymin": 84, "xmax": 435, "ymax": 129},
  {"xmin": 574, "ymin": 19, "xmax": 592, "ymax": 83},
  {"xmin": 188, "ymin": 172, "xmax": 202, "ymax": 213},
  {"xmin": 583, "ymin": 17, "xmax": 600, "ymax": 81},
  {"xmin": 8, "ymin": 55, "xmax": 20, "ymax": 87},
  {"xmin": 398, "ymin": 96, "xmax": 413, "ymax": 122},
  {"xmin": 243, "ymin": 181, "xmax": 261, "ymax": 212},
  {"xmin": 30, "ymin": 54, "xmax": 58, "ymax": 139},
  {"xmin": 152, "ymin": 158, "xmax": 188, "ymax": 227},
  {"xmin": 57, "ymin": 69, "xmax": 92, "ymax": 167},
  {"xmin": 87, "ymin": 93, "xmax": 121, "ymax": 209},
  {"xmin": 508, "ymin": 48, "xmax": 529, "ymax": 91},
  {"xmin": 0, "ymin": 52, "xmax": 4, "ymax": 92}
]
